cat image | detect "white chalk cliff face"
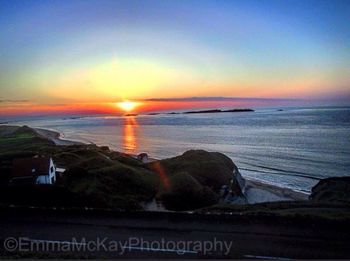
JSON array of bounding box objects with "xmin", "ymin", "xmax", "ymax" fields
[{"xmin": 220, "ymin": 166, "xmax": 247, "ymax": 204}]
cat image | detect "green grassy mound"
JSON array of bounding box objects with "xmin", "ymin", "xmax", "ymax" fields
[
  {"xmin": 60, "ymin": 160, "xmax": 158, "ymax": 210},
  {"xmin": 147, "ymin": 150, "xmax": 243, "ymax": 210}
]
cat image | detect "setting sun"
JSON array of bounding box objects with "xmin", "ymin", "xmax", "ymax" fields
[{"xmin": 117, "ymin": 101, "xmax": 139, "ymax": 112}]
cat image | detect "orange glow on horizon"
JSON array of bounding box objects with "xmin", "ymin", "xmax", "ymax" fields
[{"xmin": 0, "ymin": 98, "xmax": 309, "ymax": 116}]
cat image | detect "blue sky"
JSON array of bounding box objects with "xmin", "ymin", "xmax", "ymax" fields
[{"xmin": 0, "ymin": 0, "xmax": 349, "ymax": 114}]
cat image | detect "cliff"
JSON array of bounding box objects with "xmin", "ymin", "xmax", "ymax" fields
[{"xmin": 310, "ymin": 177, "xmax": 350, "ymax": 204}]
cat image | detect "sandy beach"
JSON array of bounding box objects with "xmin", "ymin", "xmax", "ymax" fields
[
  {"xmin": 35, "ymin": 128, "xmax": 84, "ymax": 146},
  {"xmin": 244, "ymin": 179, "xmax": 308, "ymax": 203}
]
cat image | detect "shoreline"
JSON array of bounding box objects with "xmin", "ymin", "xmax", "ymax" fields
[
  {"xmin": 35, "ymin": 127, "xmax": 85, "ymax": 146},
  {"xmin": 243, "ymin": 179, "xmax": 309, "ymax": 203},
  {"xmin": 34, "ymin": 127, "xmax": 150, "ymax": 160},
  {"xmin": 34, "ymin": 125, "xmax": 309, "ymax": 203}
]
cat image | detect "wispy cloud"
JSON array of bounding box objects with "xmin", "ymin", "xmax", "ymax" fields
[
  {"xmin": 0, "ymin": 99, "xmax": 30, "ymax": 103},
  {"xmin": 140, "ymin": 96, "xmax": 303, "ymax": 102}
]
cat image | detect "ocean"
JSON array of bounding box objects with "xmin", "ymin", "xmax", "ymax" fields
[{"xmin": 10, "ymin": 106, "xmax": 350, "ymax": 194}]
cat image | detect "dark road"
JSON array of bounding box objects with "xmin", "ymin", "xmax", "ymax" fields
[{"xmin": 1, "ymin": 207, "xmax": 349, "ymax": 258}]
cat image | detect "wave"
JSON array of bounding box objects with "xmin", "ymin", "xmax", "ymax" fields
[{"xmin": 239, "ymin": 163, "xmax": 321, "ymax": 181}]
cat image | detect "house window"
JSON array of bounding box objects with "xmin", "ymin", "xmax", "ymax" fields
[{"xmin": 50, "ymin": 166, "xmax": 54, "ymax": 173}]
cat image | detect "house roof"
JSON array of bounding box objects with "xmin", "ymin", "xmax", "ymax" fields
[{"xmin": 12, "ymin": 156, "xmax": 51, "ymax": 178}]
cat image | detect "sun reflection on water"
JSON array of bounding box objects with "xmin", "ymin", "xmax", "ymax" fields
[{"xmin": 123, "ymin": 116, "xmax": 138, "ymax": 154}]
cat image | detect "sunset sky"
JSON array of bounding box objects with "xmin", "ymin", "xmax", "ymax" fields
[{"xmin": 1, "ymin": 0, "xmax": 349, "ymax": 115}]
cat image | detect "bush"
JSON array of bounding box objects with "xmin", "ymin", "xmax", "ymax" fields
[
  {"xmin": 161, "ymin": 172, "xmax": 218, "ymax": 211},
  {"xmin": 149, "ymin": 150, "xmax": 235, "ymax": 192},
  {"xmin": 60, "ymin": 162, "xmax": 158, "ymax": 210}
]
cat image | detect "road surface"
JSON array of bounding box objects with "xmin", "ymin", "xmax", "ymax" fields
[{"xmin": 0, "ymin": 207, "xmax": 349, "ymax": 258}]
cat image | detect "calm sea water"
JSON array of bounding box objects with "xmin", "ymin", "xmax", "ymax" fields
[{"xmin": 12, "ymin": 107, "xmax": 350, "ymax": 193}]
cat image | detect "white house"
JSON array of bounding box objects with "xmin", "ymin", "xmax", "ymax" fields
[{"xmin": 11, "ymin": 156, "xmax": 56, "ymax": 185}]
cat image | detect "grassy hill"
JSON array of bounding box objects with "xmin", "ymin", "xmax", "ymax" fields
[
  {"xmin": 310, "ymin": 177, "xmax": 350, "ymax": 204},
  {"xmin": 147, "ymin": 150, "xmax": 245, "ymax": 210},
  {"xmin": 0, "ymin": 126, "xmax": 242, "ymax": 211},
  {"xmin": 0, "ymin": 125, "xmax": 159, "ymax": 210},
  {"xmin": 1, "ymin": 125, "xmax": 349, "ymax": 217}
]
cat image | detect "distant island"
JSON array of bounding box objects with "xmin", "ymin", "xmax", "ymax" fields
[
  {"xmin": 125, "ymin": 113, "xmax": 138, "ymax": 117},
  {"xmin": 57, "ymin": 109, "xmax": 255, "ymax": 119},
  {"xmin": 183, "ymin": 108, "xmax": 254, "ymax": 114},
  {"xmin": 163, "ymin": 108, "xmax": 254, "ymax": 115},
  {"xmin": 147, "ymin": 112, "xmax": 160, "ymax": 115}
]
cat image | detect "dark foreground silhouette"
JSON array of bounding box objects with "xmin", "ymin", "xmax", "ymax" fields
[{"xmin": 0, "ymin": 206, "xmax": 349, "ymax": 259}]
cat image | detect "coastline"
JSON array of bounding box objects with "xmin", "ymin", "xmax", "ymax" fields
[
  {"xmin": 35, "ymin": 128, "xmax": 85, "ymax": 146},
  {"xmin": 243, "ymin": 179, "xmax": 308, "ymax": 203},
  {"xmin": 35, "ymin": 126, "xmax": 309, "ymax": 203}
]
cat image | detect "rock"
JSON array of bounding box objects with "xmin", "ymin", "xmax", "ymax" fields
[{"xmin": 310, "ymin": 177, "xmax": 350, "ymax": 203}]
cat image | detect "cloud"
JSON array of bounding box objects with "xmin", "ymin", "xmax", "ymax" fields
[
  {"xmin": 0, "ymin": 99, "xmax": 30, "ymax": 103},
  {"xmin": 140, "ymin": 96, "xmax": 302, "ymax": 102}
]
